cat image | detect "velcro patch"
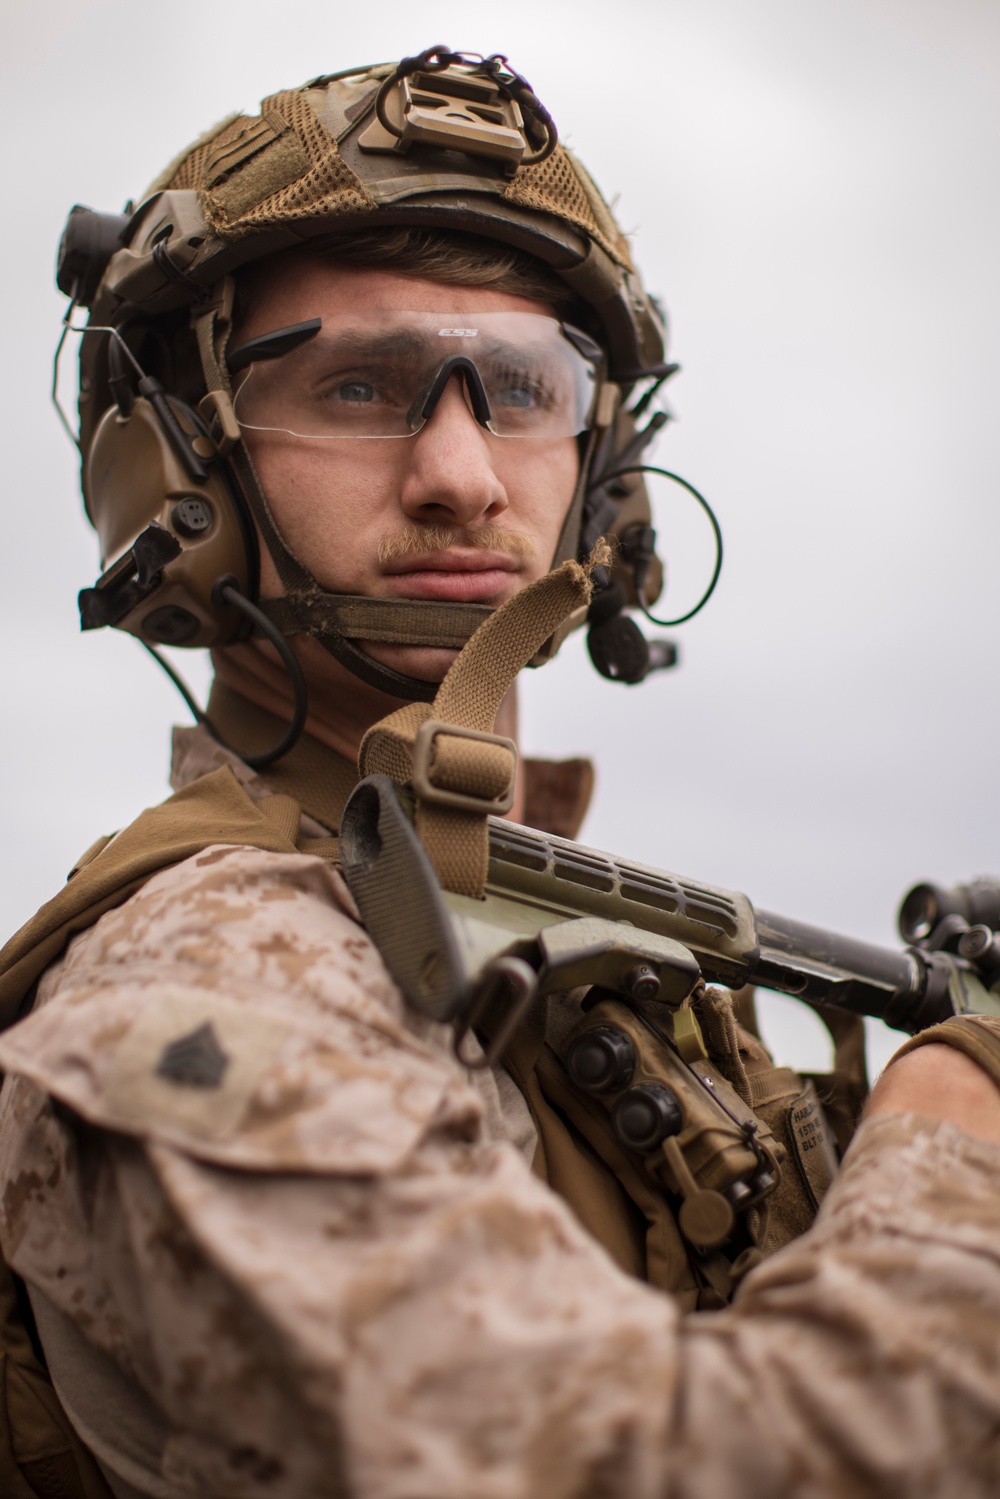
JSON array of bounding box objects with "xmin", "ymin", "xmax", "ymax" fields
[
  {"xmin": 209, "ymin": 128, "xmax": 311, "ymax": 221},
  {"xmin": 205, "ymin": 111, "xmax": 293, "ymax": 186}
]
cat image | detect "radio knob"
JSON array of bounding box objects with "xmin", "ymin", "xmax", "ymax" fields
[
  {"xmin": 612, "ymin": 1082, "xmax": 683, "ymax": 1151},
  {"xmin": 565, "ymin": 1027, "xmax": 636, "ymax": 1094}
]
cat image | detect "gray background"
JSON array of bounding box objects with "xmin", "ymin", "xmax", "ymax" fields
[{"xmin": 3, "ymin": 0, "xmax": 998, "ymax": 1076}]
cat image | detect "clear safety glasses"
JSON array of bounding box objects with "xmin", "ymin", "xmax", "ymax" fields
[{"xmin": 227, "ymin": 311, "xmax": 605, "ymax": 441}]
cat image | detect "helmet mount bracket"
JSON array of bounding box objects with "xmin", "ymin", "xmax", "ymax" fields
[{"xmin": 360, "ymin": 47, "xmax": 556, "ymax": 176}]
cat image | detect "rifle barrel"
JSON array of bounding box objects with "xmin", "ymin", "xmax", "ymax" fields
[{"xmin": 751, "ymin": 909, "xmax": 942, "ymax": 1029}]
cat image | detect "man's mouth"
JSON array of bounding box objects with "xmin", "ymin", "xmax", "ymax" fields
[{"xmin": 380, "ymin": 549, "xmax": 523, "ymax": 603}]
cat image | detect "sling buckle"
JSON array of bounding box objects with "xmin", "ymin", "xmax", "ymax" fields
[{"xmin": 411, "ymin": 720, "xmax": 517, "ymax": 816}]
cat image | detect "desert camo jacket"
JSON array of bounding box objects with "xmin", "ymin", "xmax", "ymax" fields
[{"xmin": 1, "ymin": 730, "xmax": 999, "ymax": 1499}]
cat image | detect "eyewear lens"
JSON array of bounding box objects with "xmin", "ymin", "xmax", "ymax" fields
[{"xmin": 231, "ymin": 311, "xmax": 600, "ymax": 440}]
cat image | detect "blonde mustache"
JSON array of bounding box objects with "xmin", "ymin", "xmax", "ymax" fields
[{"xmin": 377, "ymin": 524, "xmax": 535, "ymax": 566}]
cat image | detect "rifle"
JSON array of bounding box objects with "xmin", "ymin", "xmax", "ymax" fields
[
  {"xmin": 341, "ymin": 775, "xmax": 1000, "ymax": 1040},
  {"xmin": 340, "ymin": 775, "xmax": 1000, "ymax": 1250}
]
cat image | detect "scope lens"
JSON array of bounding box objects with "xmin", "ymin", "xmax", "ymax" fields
[{"xmin": 898, "ymin": 883, "xmax": 939, "ymax": 943}]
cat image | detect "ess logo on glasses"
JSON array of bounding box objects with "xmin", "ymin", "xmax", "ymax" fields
[{"xmin": 437, "ymin": 327, "xmax": 479, "ymax": 337}]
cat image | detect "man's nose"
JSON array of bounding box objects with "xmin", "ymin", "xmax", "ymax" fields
[{"xmin": 398, "ymin": 373, "xmax": 508, "ymax": 527}]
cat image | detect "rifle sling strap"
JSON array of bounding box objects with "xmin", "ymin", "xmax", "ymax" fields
[{"xmin": 359, "ymin": 553, "xmax": 604, "ymax": 898}]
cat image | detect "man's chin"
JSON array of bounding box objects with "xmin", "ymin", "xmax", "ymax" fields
[{"xmin": 360, "ymin": 641, "xmax": 460, "ymax": 685}]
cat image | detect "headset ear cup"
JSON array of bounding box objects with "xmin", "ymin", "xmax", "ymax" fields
[{"xmin": 80, "ymin": 396, "xmax": 258, "ymax": 648}]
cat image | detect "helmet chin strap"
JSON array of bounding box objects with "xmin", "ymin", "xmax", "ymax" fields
[{"xmin": 257, "ymin": 590, "xmax": 496, "ymax": 702}]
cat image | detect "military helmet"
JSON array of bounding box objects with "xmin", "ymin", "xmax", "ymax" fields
[{"xmin": 57, "ymin": 46, "xmax": 679, "ymax": 732}]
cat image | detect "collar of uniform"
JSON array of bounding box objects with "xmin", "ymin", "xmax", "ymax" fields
[
  {"xmin": 170, "ymin": 681, "xmax": 357, "ymax": 836},
  {"xmin": 170, "ymin": 681, "xmax": 595, "ymax": 842}
]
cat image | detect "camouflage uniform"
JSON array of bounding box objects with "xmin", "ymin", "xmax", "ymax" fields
[{"xmin": 0, "ymin": 728, "xmax": 999, "ymax": 1498}]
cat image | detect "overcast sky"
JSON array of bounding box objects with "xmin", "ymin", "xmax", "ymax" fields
[{"xmin": 2, "ymin": 0, "xmax": 998, "ymax": 1075}]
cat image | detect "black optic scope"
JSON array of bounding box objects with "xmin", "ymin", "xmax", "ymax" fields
[{"xmin": 898, "ymin": 879, "xmax": 1000, "ymax": 947}]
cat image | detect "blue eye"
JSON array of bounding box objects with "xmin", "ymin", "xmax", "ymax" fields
[
  {"xmin": 488, "ymin": 363, "xmax": 554, "ymax": 415},
  {"xmin": 338, "ymin": 381, "xmax": 374, "ymax": 403},
  {"xmin": 497, "ymin": 385, "xmax": 534, "ymax": 408}
]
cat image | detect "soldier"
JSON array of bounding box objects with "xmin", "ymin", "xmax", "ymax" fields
[{"xmin": 1, "ymin": 46, "xmax": 999, "ymax": 1499}]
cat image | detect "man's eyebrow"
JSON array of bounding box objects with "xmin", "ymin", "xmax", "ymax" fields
[
  {"xmin": 327, "ymin": 330, "xmax": 555, "ymax": 366},
  {"xmin": 471, "ymin": 336, "xmax": 551, "ymax": 370},
  {"xmin": 320, "ymin": 329, "xmax": 557, "ymax": 368},
  {"xmin": 232, "ymin": 321, "xmax": 567, "ymax": 375},
  {"xmin": 311, "ymin": 327, "xmax": 430, "ymax": 361}
]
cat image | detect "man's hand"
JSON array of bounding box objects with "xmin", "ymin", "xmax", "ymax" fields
[{"xmin": 866, "ymin": 1041, "xmax": 1000, "ymax": 1145}]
